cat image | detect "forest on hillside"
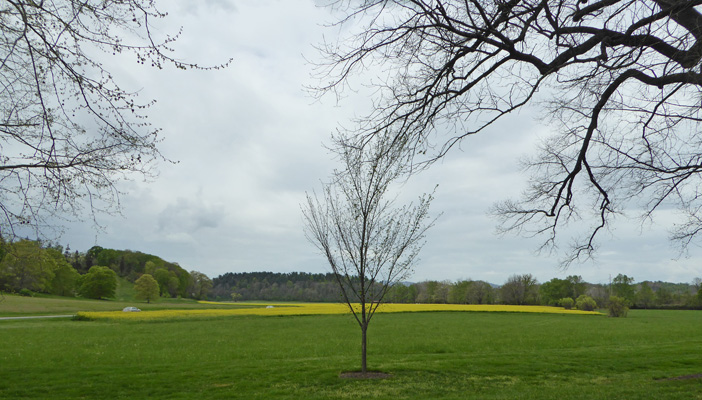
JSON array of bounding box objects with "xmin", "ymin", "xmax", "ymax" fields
[{"xmin": 0, "ymin": 240, "xmax": 212, "ymax": 301}]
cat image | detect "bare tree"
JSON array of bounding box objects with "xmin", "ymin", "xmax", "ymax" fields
[
  {"xmin": 302, "ymin": 134, "xmax": 436, "ymax": 374},
  {"xmin": 500, "ymin": 273, "xmax": 539, "ymax": 305},
  {"xmin": 0, "ymin": 1, "xmax": 227, "ymax": 239},
  {"xmin": 315, "ymin": 0, "xmax": 702, "ymax": 265}
]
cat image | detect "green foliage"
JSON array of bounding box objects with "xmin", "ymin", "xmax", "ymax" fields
[
  {"xmin": 153, "ymin": 268, "xmax": 177, "ymax": 297},
  {"xmin": 540, "ymin": 276, "xmax": 584, "ymax": 306},
  {"xmin": 608, "ymin": 296, "xmax": 630, "ymax": 318},
  {"xmin": 0, "ymin": 237, "xmax": 6, "ymax": 262},
  {"xmin": 144, "ymin": 260, "xmax": 158, "ymax": 276},
  {"xmin": 612, "ymin": 274, "xmax": 635, "ymax": 303},
  {"xmin": 19, "ymin": 288, "xmax": 33, "ymax": 297},
  {"xmin": 447, "ymin": 280, "xmax": 471, "ymax": 304},
  {"xmin": 635, "ymin": 282, "xmax": 655, "ymax": 309},
  {"xmin": 0, "ymin": 241, "xmax": 80, "ymax": 296},
  {"xmin": 575, "ymin": 295, "xmax": 597, "ymax": 311},
  {"xmin": 558, "ymin": 297, "xmax": 574, "ymax": 309},
  {"xmin": 565, "ymin": 275, "xmax": 586, "ymax": 298},
  {"xmin": 416, "ymin": 280, "xmax": 442, "ymax": 303},
  {"xmin": 46, "ymin": 248, "xmax": 79, "ymax": 297},
  {"xmin": 188, "ymin": 271, "xmax": 213, "ymax": 300},
  {"xmin": 105, "ymin": 277, "xmax": 135, "ymax": 302},
  {"xmin": 134, "ymin": 274, "xmax": 160, "ymax": 304},
  {"xmin": 0, "ymin": 240, "xmax": 56, "ymax": 292},
  {"xmin": 387, "ymin": 283, "xmax": 413, "ymax": 303},
  {"xmin": 49, "ymin": 262, "xmax": 79, "ymax": 297},
  {"xmin": 540, "ymin": 278, "xmax": 570, "ymax": 305},
  {"xmin": 77, "ymin": 246, "xmax": 191, "ymax": 297},
  {"xmin": 78, "ymin": 266, "xmax": 117, "ymax": 299},
  {"xmin": 96, "ymin": 249, "xmax": 122, "ymax": 272}
]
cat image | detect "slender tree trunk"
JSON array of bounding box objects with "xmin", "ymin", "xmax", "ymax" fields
[
  {"xmin": 361, "ymin": 322, "xmax": 367, "ymax": 373},
  {"xmin": 360, "ymin": 282, "xmax": 368, "ymax": 373}
]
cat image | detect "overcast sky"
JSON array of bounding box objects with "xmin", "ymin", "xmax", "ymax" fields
[{"xmin": 56, "ymin": 0, "xmax": 702, "ymax": 285}]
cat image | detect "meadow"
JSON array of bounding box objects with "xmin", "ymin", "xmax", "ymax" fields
[
  {"xmin": 1, "ymin": 298, "xmax": 701, "ymax": 399},
  {"xmin": 0, "ymin": 293, "xmax": 256, "ymax": 317}
]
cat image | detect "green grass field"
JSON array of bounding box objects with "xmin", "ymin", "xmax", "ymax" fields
[
  {"xmin": 1, "ymin": 297, "xmax": 701, "ymax": 399},
  {"xmin": 0, "ymin": 290, "xmax": 259, "ymax": 317}
]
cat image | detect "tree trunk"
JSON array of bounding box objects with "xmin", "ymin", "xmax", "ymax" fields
[{"xmin": 361, "ymin": 322, "xmax": 367, "ymax": 373}]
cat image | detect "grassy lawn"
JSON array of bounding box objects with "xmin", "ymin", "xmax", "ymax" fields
[
  {"xmin": 1, "ymin": 309, "xmax": 701, "ymax": 399},
  {"xmin": 0, "ymin": 293, "xmax": 254, "ymax": 316}
]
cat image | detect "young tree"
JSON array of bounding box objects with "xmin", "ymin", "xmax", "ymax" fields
[
  {"xmin": 316, "ymin": 0, "xmax": 702, "ymax": 265},
  {"xmin": 0, "ymin": 1, "xmax": 227, "ymax": 240},
  {"xmin": 77, "ymin": 266, "xmax": 117, "ymax": 300},
  {"xmin": 576, "ymin": 294, "xmax": 598, "ymax": 311},
  {"xmin": 134, "ymin": 274, "xmax": 160, "ymax": 304},
  {"xmin": 608, "ymin": 296, "xmax": 630, "ymax": 317},
  {"xmin": 303, "ymin": 134, "xmax": 437, "ymax": 374}
]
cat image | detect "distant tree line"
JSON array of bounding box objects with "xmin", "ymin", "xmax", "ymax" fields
[
  {"xmin": 2, "ymin": 238, "xmax": 699, "ymax": 310},
  {"xmin": 211, "ymin": 272, "xmax": 344, "ymax": 302},
  {"xmin": 0, "ymin": 239, "xmax": 212, "ymax": 301},
  {"xmin": 211, "ymin": 271, "xmax": 702, "ymax": 310}
]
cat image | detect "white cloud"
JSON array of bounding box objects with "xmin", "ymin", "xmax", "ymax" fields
[{"xmin": 50, "ymin": 0, "xmax": 702, "ymax": 285}]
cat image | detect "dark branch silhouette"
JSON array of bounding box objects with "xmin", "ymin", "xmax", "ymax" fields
[{"xmin": 314, "ymin": 0, "xmax": 702, "ymax": 265}]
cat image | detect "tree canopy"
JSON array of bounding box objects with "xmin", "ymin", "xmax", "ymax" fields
[
  {"xmin": 134, "ymin": 273, "xmax": 159, "ymax": 304},
  {"xmin": 77, "ymin": 265, "xmax": 117, "ymax": 299}
]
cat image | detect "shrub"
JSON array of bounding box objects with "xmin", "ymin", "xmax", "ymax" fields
[
  {"xmin": 576, "ymin": 295, "xmax": 597, "ymax": 311},
  {"xmin": 19, "ymin": 288, "xmax": 33, "ymax": 297},
  {"xmin": 558, "ymin": 297, "xmax": 574, "ymax": 309},
  {"xmin": 608, "ymin": 296, "xmax": 629, "ymax": 318}
]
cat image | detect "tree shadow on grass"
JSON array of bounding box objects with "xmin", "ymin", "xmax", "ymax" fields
[{"xmin": 339, "ymin": 371, "xmax": 393, "ymax": 380}]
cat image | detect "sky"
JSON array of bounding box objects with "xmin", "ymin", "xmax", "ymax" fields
[{"xmin": 56, "ymin": 0, "xmax": 702, "ymax": 285}]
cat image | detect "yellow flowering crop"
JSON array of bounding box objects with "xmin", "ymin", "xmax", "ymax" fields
[{"xmin": 75, "ymin": 302, "xmax": 599, "ymax": 321}]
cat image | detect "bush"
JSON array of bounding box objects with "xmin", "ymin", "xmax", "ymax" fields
[
  {"xmin": 608, "ymin": 296, "xmax": 629, "ymax": 317},
  {"xmin": 576, "ymin": 295, "xmax": 597, "ymax": 311},
  {"xmin": 558, "ymin": 297, "xmax": 574, "ymax": 309},
  {"xmin": 19, "ymin": 288, "xmax": 33, "ymax": 297}
]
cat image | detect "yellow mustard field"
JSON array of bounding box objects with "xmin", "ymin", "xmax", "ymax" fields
[{"xmin": 75, "ymin": 302, "xmax": 600, "ymax": 321}]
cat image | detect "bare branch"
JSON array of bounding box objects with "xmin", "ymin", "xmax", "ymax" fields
[{"xmin": 314, "ymin": 0, "xmax": 702, "ymax": 265}]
